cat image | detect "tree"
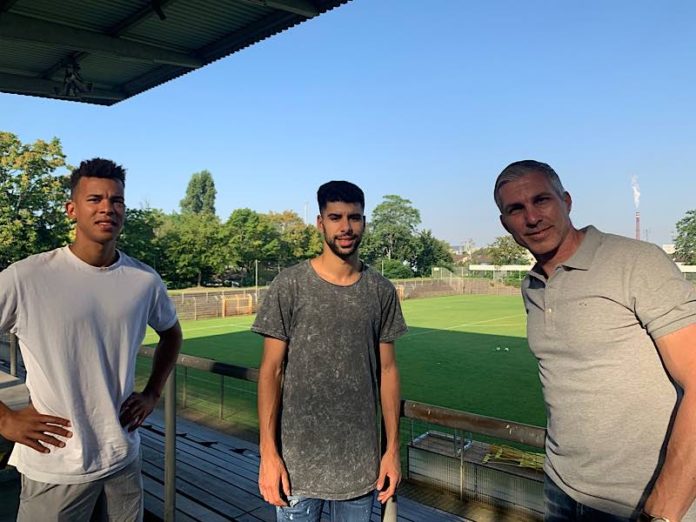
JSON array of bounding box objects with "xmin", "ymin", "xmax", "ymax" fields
[
  {"xmin": 369, "ymin": 195, "xmax": 421, "ymax": 261},
  {"xmin": 411, "ymin": 230, "xmax": 454, "ymax": 276},
  {"xmin": 0, "ymin": 132, "xmax": 71, "ymax": 269},
  {"xmin": 225, "ymin": 209, "xmax": 281, "ymax": 282},
  {"xmin": 378, "ymin": 258, "xmax": 413, "ymax": 279},
  {"xmin": 267, "ymin": 211, "xmax": 322, "ymax": 266},
  {"xmin": 674, "ymin": 209, "xmax": 696, "ymax": 264},
  {"xmin": 158, "ymin": 212, "xmax": 226, "ymax": 287},
  {"xmin": 118, "ymin": 207, "xmax": 165, "ymax": 269},
  {"xmin": 487, "ymin": 235, "xmax": 530, "ymax": 266},
  {"xmin": 180, "ymin": 170, "xmax": 217, "ymax": 214}
]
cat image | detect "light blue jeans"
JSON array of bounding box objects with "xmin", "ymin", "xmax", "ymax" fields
[{"xmin": 276, "ymin": 491, "xmax": 374, "ymax": 522}]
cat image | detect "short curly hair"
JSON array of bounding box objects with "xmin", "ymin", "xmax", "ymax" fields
[{"xmin": 70, "ymin": 158, "xmax": 126, "ymax": 197}]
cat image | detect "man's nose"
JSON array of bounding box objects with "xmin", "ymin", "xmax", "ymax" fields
[
  {"xmin": 99, "ymin": 199, "xmax": 115, "ymax": 214},
  {"xmin": 524, "ymin": 207, "xmax": 542, "ymax": 226}
]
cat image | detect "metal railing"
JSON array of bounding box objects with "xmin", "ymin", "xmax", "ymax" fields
[
  {"xmin": 138, "ymin": 346, "xmax": 546, "ymax": 521},
  {"xmin": 2, "ymin": 338, "xmax": 546, "ymax": 521}
]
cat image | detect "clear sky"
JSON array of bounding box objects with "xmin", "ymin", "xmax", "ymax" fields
[{"xmin": 2, "ymin": 0, "xmax": 695, "ymax": 249}]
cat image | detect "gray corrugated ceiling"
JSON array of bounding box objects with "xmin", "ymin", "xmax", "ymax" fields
[{"xmin": 0, "ymin": 0, "xmax": 350, "ymax": 105}]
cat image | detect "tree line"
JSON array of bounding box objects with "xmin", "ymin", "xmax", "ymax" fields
[
  {"xmin": 1, "ymin": 132, "xmax": 454, "ymax": 288},
  {"xmin": 4, "ymin": 131, "xmax": 695, "ymax": 286}
]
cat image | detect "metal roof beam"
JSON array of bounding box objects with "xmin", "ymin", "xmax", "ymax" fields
[
  {"xmin": 0, "ymin": 0, "xmax": 19, "ymax": 13},
  {"xmin": 0, "ymin": 12, "xmax": 203, "ymax": 68},
  {"xmin": 37, "ymin": 0, "xmax": 181, "ymax": 81},
  {"xmin": 124, "ymin": 9, "xmax": 299, "ymax": 95},
  {"xmin": 0, "ymin": 71, "xmax": 126, "ymax": 102},
  {"xmin": 234, "ymin": 0, "xmax": 318, "ymax": 18}
]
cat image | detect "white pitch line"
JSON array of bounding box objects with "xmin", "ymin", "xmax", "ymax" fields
[
  {"xmin": 142, "ymin": 321, "xmax": 251, "ymax": 342},
  {"xmin": 400, "ymin": 314, "xmax": 525, "ymax": 340}
]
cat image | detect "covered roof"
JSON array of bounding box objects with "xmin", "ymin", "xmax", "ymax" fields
[{"xmin": 0, "ymin": 0, "xmax": 349, "ymax": 106}]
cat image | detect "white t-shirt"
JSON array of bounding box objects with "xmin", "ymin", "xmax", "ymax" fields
[{"xmin": 0, "ymin": 246, "xmax": 177, "ymax": 484}]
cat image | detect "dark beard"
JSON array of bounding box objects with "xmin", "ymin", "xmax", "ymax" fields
[{"xmin": 325, "ymin": 235, "xmax": 362, "ymax": 260}]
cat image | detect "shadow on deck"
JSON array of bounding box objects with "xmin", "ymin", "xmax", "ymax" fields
[{"xmin": 141, "ymin": 410, "xmax": 470, "ymax": 522}]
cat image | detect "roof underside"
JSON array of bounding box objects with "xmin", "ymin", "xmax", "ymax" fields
[{"xmin": 0, "ymin": 0, "xmax": 349, "ymax": 106}]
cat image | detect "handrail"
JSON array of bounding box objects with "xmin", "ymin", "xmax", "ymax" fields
[
  {"xmin": 138, "ymin": 347, "xmax": 546, "ymax": 448},
  {"xmin": 1, "ymin": 342, "xmax": 545, "ymax": 521},
  {"xmin": 403, "ymin": 401, "xmax": 544, "ymax": 449}
]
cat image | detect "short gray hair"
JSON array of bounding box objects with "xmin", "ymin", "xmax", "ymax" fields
[{"xmin": 494, "ymin": 160, "xmax": 566, "ymax": 211}]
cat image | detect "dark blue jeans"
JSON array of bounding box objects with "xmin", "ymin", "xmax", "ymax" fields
[
  {"xmin": 276, "ymin": 491, "xmax": 374, "ymax": 522},
  {"xmin": 544, "ymin": 477, "xmax": 633, "ymax": 522}
]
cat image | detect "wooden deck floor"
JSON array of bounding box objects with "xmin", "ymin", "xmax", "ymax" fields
[{"xmin": 141, "ymin": 411, "xmax": 469, "ymax": 522}]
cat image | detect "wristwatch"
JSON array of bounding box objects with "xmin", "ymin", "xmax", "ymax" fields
[{"xmin": 638, "ymin": 512, "xmax": 670, "ymax": 522}]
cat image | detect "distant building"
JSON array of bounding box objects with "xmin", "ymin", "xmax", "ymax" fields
[{"xmin": 663, "ymin": 244, "xmax": 676, "ymax": 256}]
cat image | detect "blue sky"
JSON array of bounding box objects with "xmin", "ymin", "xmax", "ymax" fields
[{"xmin": 2, "ymin": 0, "xmax": 695, "ymax": 248}]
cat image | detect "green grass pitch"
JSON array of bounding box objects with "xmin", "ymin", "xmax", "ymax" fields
[{"xmin": 138, "ymin": 294, "xmax": 545, "ymax": 431}]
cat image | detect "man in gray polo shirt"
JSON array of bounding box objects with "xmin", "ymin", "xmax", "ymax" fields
[{"xmin": 494, "ymin": 160, "xmax": 696, "ymax": 522}]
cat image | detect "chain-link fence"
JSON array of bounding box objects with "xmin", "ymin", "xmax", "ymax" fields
[
  {"xmin": 169, "ymin": 288, "xmax": 262, "ymax": 321},
  {"xmin": 168, "ymin": 271, "xmax": 522, "ymax": 321}
]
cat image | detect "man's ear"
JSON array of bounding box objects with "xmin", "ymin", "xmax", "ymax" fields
[
  {"xmin": 500, "ymin": 214, "xmax": 511, "ymax": 234},
  {"xmin": 564, "ymin": 192, "xmax": 572, "ymax": 213},
  {"xmin": 66, "ymin": 200, "xmax": 76, "ymax": 221}
]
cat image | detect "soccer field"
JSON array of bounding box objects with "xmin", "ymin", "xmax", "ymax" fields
[{"xmin": 140, "ymin": 294, "xmax": 545, "ymax": 429}]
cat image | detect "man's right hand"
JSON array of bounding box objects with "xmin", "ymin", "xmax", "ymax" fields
[
  {"xmin": 0, "ymin": 404, "xmax": 72, "ymax": 453},
  {"xmin": 258, "ymin": 451, "xmax": 291, "ymax": 507}
]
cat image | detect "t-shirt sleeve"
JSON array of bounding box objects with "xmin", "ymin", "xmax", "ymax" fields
[
  {"xmin": 631, "ymin": 245, "xmax": 696, "ymax": 340},
  {"xmin": 0, "ymin": 266, "xmax": 18, "ymax": 334},
  {"xmin": 251, "ymin": 276, "xmax": 292, "ymax": 342},
  {"xmin": 379, "ymin": 283, "xmax": 408, "ymax": 343},
  {"xmin": 148, "ymin": 277, "xmax": 178, "ymax": 332}
]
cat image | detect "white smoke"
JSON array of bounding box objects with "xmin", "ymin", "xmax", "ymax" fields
[{"xmin": 631, "ymin": 175, "xmax": 640, "ymax": 209}]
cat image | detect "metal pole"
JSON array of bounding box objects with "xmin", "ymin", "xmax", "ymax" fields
[
  {"xmin": 9, "ymin": 333, "xmax": 18, "ymax": 377},
  {"xmin": 255, "ymin": 260, "xmax": 259, "ymax": 306},
  {"xmin": 164, "ymin": 371, "xmax": 176, "ymax": 522},
  {"xmin": 459, "ymin": 429, "xmax": 464, "ymax": 500},
  {"xmin": 182, "ymin": 367, "xmax": 188, "ymax": 409},
  {"xmin": 219, "ymin": 375, "xmax": 224, "ymax": 419},
  {"xmin": 382, "ymin": 498, "xmax": 397, "ymax": 522},
  {"xmin": 380, "ymin": 418, "xmax": 397, "ymax": 522}
]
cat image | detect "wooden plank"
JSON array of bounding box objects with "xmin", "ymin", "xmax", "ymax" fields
[
  {"xmin": 141, "ymin": 444, "xmax": 266, "ymax": 514},
  {"xmin": 141, "ymin": 431, "xmax": 261, "ymax": 486},
  {"xmin": 140, "ymin": 415, "xmax": 469, "ymax": 522},
  {"xmin": 146, "ymin": 410, "xmax": 260, "ymax": 453},
  {"xmin": 140, "ymin": 432, "xmax": 261, "ymax": 483},
  {"xmin": 397, "ymin": 496, "xmax": 470, "ymax": 522},
  {"xmin": 142, "ymin": 475, "xmax": 233, "ymax": 521},
  {"xmin": 143, "ymin": 491, "xmax": 198, "ymax": 522},
  {"xmin": 238, "ymin": 503, "xmax": 276, "ymax": 522},
  {"xmin": 141, "ymin": 458, "xmax": 245, "ymax": 519}
]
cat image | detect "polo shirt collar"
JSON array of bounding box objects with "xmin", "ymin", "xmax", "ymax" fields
[
  {"xmin": 527, "ymin": 225, "xmax": 601, "ymax": 282},
  {"xmin": 561, "ymin": 225, "xmax": 600, "ymax": 270}
]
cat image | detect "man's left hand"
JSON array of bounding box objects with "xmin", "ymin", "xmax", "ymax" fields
[
  {"xmin": 119, "ymin": 391, "xmax": 159, "ymax": 432},
  {"xmin": 376, "ymin": 449, "xmax": 401, "ymax": 503}
]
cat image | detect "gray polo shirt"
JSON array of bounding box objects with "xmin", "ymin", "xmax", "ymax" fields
[{"xmin": 522, "ymin": 226, "xmax": 696, "ymax": 518}]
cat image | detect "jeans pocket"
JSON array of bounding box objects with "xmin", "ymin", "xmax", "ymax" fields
[{"xmin": 287, "ymin": 495, "xmax": 305, "ymax": 508}]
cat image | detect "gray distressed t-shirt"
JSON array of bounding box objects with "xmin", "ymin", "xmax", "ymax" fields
[{"xmin": 252, "ymin": 260, "xmax": 407, "ymax": 500}]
